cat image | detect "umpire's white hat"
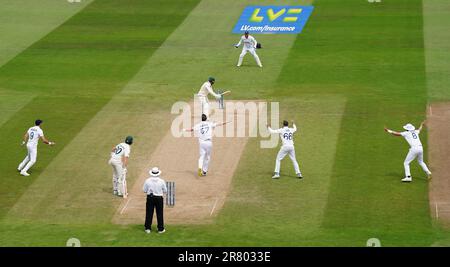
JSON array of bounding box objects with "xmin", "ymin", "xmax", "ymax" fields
[{"xmin": 149, "ymin": 167, "xmax": 161, "ymax": 177}]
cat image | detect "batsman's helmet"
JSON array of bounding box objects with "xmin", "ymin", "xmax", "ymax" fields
[
  {"xmin": 125, "ymin": 136, "xmax": 133, "ymax": 145},
  {"xmin": 208, "ymin": 77, "xmax": 215, "ymax": 83}
]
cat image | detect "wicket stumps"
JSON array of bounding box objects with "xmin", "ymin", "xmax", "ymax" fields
[
  {"xmin": 166, "ymin": 181, "xmax": 175, "ymax": 207},
  {"xmin": 218, "ymin": 90, "xmax": 224, "ymax": 109}
]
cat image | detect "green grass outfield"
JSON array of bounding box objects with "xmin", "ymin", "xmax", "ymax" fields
[{"xmin": 1, "ymin": 0, "xmax": 450, "ymax": 246}]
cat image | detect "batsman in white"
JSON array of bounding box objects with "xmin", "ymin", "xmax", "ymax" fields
[
  {"xmin": 109, "ymin": 136, "xmax": 133, "ymax": 198},
  {"xmin": 17, "ymin": 119, "xmax": 55, "ymax": 176},
  {"xmin": 268, "ymin": 120, "xmax": 303, "ymax": 179},
  {"xmin": 235, "ymin": 31, "xmax": 262, "ymax": 68},
  {"xmin": 385, "ymin": 121, "xmax": 432, "ymax": 182},
  {"xmin": 197, "ymin": 77, "xmax": 222, "ymax": 117},
  {"xmin": 184, "ymin": 114, "xmax": 229, "ymax": 176}
]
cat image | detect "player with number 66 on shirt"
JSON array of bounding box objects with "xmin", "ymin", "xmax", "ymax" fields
[
  {"xmin": 109, "ymin": 136, "xmax": 133, "ymax": 198},
  {"xmin": 17, "ymin": 119, "xmax": 55, "ymax": 176},
  {"xmin": 268, "ymin": 120, "xmax": 303, "ymax": 179}
]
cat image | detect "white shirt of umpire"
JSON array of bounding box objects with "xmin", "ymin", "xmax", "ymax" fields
[
  {"xmin": 400, "ymin": 130, "xmax": 431, "ymax": 177},
  {"xmin": 143, "ymin": 177, "xmax": 167, "ymax": 197},
  {"xmin": 18, "ymin": 126, "xmax": 44, "ymax": 173},
  {"xmin": 236, "ymin": 35, "xmax": 262, "ymax": 67},
  {"xmin": 109, "ymin": 143, "xmax": 130, "ymax": 194},
  {"xmin": 197, "ymin": 81, "xmax": 220, "ymax": 116},
  {"xmin": 194, "ymin": 121, "xmax": 217, "ymax": 172},
  {"xmin": 269, "ymin": 124, "xmax": 301, "ymax": 175}
]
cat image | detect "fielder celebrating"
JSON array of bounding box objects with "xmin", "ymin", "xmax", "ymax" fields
[
  {"xmin": 109, "ymin": 136, "xmax": 133, "ymax": 197},
  {"xmin": 235, "ymin": 31, "xmax": 262, "ymax": 68},
  {"xmin": 17, "ymin": 119, "xmax": 55, "ymax": 176},
  {"xmin": 268, "ymin": 120, "xmax": 303, "ymax": 179},
  {"xmin": 385, "ymin": 121, "xmax": 432, "ymax": 182},
  {"xmin": 197, "ymin": 77, "xmax": 222, "ymax": 117},
  {"xmin": 185, "ymin": 114, "xmax": 229, "ymax": 176}
]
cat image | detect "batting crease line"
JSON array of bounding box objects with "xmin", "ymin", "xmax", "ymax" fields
[
  {"xmin": 120, "ymin": 197, "xmax": 132, "ymax": 215},
  {"xmin": 210, "ymin": 198, "xmax": 219, "ymax": 216},
  {"xmin": 436, "ymin": 202, "xmax": 439, "ymax": 219}
]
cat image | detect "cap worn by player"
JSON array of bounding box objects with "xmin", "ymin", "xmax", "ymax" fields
[
  {"xmin": 35, "ymin": 119, "xmax": 43, "ymax": 126},
  {"xmin": 125, "ymin": 136, "xmax": 133, "ymax": 145}
]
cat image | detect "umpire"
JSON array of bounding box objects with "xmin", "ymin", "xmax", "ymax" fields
[{"xmin": 143, "ymin": 167, "xmax": 167, "ymax": 234}]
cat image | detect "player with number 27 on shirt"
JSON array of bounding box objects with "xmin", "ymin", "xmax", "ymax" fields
[{"xmin": 267, "ymin": 120, "xmax": 303, "ymax": 179}]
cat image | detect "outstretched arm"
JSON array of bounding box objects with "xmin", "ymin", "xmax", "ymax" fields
[
  {"xmin": 207, "ymin": 84, "xmax": 221, "ymax": 99},
  {"xmin": 267, "ymin": 124, "xmax": 281, "ymax": 134},
  {"xmin": 40, "ymin": 136, "xmax": 55, "ymax": 145},
  {"xmin": 418, "ymin": 120, "xmax": 426, "ymax": 132},
  {"xmin": 384, "ymin": 127, "xmax": 402, "ymax": 136},
  {"xmin": 216, "ymin": 121, "xmax": 231, "ymax": 127}
]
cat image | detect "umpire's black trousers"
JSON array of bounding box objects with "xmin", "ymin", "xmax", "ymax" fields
[{"xmin": 145, "ymin": 194, "xmax": 164, "ymax": 231}]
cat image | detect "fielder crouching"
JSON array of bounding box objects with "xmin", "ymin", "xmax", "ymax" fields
[{"xmin": 109, "ymin": 136, "xmax": 133, "ymax": 198}]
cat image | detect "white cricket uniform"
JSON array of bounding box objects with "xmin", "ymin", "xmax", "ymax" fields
[
  {"xmin": 197, "ymin": 81, "xmax": 221, "ymax": 116},
  {"xmin": 18, "ymin": 126, "xmax": 44, "ymax": 173},
  {"xmin": 109, "ymin": 142, "xmax": 131, "ymax": 196},
  {"xmin": 269, "ymin": 124, "xmax": 302, "ymax": 175},
  {"xmin": 236, "ymin": 35, "xmax": 262, "ymax": 67},
  {"xmin": 193, "ymin": 121, "xmax": 217, "ymax": 173},
  {"xmin": 400, "ymin": 130, "xmax": 431, "ymax": 177}
]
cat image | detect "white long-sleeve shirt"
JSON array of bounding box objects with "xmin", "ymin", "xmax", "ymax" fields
[
  {"xmin": 198, "ymin": 81, "xmax": 221, "ymax": 100},
  {"xmin": 110, "ymin": 142, "xmax": 131, "ymax": 161},
  {"xmin": 143, "ymin": 177, "xmax": 167, "ymax": 196},
  {"xmin": 193, "ymin": 121, "xmax": 217, "ymax": 141},
  {"xmin": 268, "ymin": 124, "xmax": 297, "ymax": 147},
  {"xmin": 236, "ymin": 35, "xmax": 257, "ymax": 49}
]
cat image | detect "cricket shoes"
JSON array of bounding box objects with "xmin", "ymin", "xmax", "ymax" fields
[
  {"xmin": 20, "ymin": 171, "xmax": 30, "ymax": 177},
  {"xmin": 297, "ymin": 173, "xmax": 303, "ymax": 179},
  {"xmin": 145, "ymin": 229, "xmax": 151, "ymax": 234},
  {"xmin": 202, "ymin": 171, "xmax": 207, "ymax": 176},
  {"xmin": 427, "ymin": 172, "xmax": 432, "ymax": 181},
  {"xmin": 158, "ymin": 229, "xmax": 166, "ymax": 234},
  {"xmin": 113, "ymin": 190, "xmax": 118, "ymax": 195},
  {"xmin": 198, "ymin": 168, "xmax": 203, "ymax": 176},
  {"xmin": 272, "ymin": 173, "xmax": 280, "ymax": 179},
  {"xmin": 401, "ymin": 177, "xmax": 412, "ymax": 182}
]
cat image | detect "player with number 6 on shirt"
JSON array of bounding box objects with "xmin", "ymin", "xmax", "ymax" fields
[
  {"xmin": 385, "ymin": 121, "xmax": 432, "ymax": 182},
  {"xmin": 109, "ymin": 136, "xmax": 133, "ymax": 198},
  {"xmin": 268, "ymin": 120, "xmax": 303, "ymax": 179},
  {"xmin": 17, "ymin": 119, "xmax": 55, "ymax": 176}
]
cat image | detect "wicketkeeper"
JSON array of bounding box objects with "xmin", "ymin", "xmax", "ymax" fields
[{"xmin": 109, "ymin": 136, "xmax": 133, "ymax": 198}]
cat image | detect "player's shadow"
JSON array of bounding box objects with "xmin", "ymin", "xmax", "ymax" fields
[{"xmin": 386, "ymin": 172, "xmax": 429, "ymax": 182}]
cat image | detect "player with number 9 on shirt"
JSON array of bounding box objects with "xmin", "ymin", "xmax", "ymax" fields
[
  {"xmin": 17, "ymin": 119, "xmax": 55, "ymax": 176},
  {"xmin": 267, "ymin": 120, "xmax": 303, "ymax": 179}
]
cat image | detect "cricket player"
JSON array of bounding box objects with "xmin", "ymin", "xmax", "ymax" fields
[
  {"xmin": 109, "ymin": 136, "xmax": 133, "ymax": 197},
  {"xmin": 197, "ymin": 77, "xmax": 222, "ymax": 117},
  {"xmin": 235, "ymin": 31, "xmax": 262, "ymax": 68},
  {"xmin": 268, "ymin": 120, "xmax": 302, "ymax": 179},
  {"xmin": 184, "ymin": 114, "xmax": 229, "ymax": 176},
  {"xmin": 17, "ymin": 119, "xmax": 55, "ymax": 176},
  {"xmin": 385, "ymin": 121, "xmax": 432, "ymax": 182}
]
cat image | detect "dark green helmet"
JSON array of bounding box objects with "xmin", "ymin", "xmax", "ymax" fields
[
  {"xmin": 208, "ymin": 77, "xmax": 215, "ymax": 83},
  {"xmin": 125, "ymin": 136, "xmax": 133, "ymax": 145}
]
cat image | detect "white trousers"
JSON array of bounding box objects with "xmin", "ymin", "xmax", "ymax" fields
[
  {"xmin": 199, "ymin": 96, "xmax": 209, "ymax": 116},
  {"xmin": 274, "ymin": 145, "xmax": 301, "ymax": 175},
  {"xmin": 18, "ymin": 144, "xmax": 37, "ymax": 173},
  {"xmin": 238, "ymin": 47, "xmax": 262, "ymax": 67},
  {"xmin": 198, "ymin": 140, "xmax": 212, "ymax": 172},
  {"xmin": 404, "ymin": 146, "xmax": 431, "ymax": 177},
  {"xmin": 109, "ymin": 158, "xmax": 126, "ymax": 195}
]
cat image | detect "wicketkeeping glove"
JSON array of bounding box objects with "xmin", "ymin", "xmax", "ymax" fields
[{"xmin": 256, "ymin": 43, "xmax": 262, "ymax": 49}]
